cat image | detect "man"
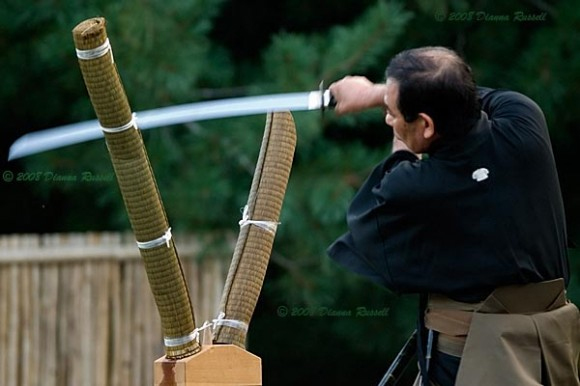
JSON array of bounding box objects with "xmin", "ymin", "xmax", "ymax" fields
[{"xmin": 327, "ymin": 47, "xmax": 579, "ymax": 385}]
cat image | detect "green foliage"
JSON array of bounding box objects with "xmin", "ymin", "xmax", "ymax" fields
[
  {"xmin": 321, "ymin": 1, "xmax": 413, "ymax": 80},
  {"xmin": 4, "ymin": 0, "xmax": 229, "ymax": 231},
  {"xmin": 568, "ymin": 249, "xmax": 580, "ymax": 304},
  {"xmin": 107, "ymin": 0, "xmax": 230, "ymax": 107},
  {"xmin": 510, "ymin": 0, "xmax": 580, "ymax": 141},
  {"xmin": 262, "ymin": 1, "xmax": 413, "ymax": 91},
  {"xmin": 249, "ymin": 3, "xmax": 414, "ymax": 327}
]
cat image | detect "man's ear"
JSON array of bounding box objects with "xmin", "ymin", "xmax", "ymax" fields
[{"xmin": 418, "ymin": 113, "xmax": 436, "ymax": 139}]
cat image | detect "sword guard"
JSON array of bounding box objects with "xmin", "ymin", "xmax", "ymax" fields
[{"xmin": 319, "ymin": 80, "xmax": 336, "ymax": 115}]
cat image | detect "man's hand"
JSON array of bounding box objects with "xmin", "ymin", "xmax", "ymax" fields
[{"xmin": 329, "ymin": 76, "xmax": 387, "ymax": 115}]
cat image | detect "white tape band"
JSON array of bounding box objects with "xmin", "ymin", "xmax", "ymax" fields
[
  {"xmin": 76, "ymin": 38, "xmax": 111, "ymax": 60},
  {"xmin": 101, "ymin": 113, "xmax": 137, "ymax": 133},
  {"xmin": 164, "ymin": 331, "xmax": 196, "ymax": 347},
  {"xmin": 213, "ymin": 312, "xmax": 249, "ymax": 332},
  {"xmin": 238, "ymin": 205, "xmax": 280, "ymax": 234},
  {"xmin": 162, "ymin": 313, "xmax": 247, "ymax": 347},
  {"xmin": 136, "ymin": 227, "xmax": 172, "ymax": 250}
]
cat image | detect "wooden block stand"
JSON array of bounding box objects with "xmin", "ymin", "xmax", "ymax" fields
[{"xmin": 154, "ymin": 345, "xmax": 262, "ymax": 386}]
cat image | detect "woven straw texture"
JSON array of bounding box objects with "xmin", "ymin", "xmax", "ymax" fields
[
  {"xmin": 72, "ymin": 17, "xmax": 199, "ymax": 359},
  {"xmin": 213, "ymin": 112, "xmax": 296, "ymax": 347}
]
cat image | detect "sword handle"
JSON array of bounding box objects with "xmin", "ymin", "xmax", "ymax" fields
[
  {"xmin": 324, "ymin": 89, "xmax": 337, "ymax": 109},
  {"xmin": 319, "ymin": 80, "xmax": 337, "ymax": 110}
]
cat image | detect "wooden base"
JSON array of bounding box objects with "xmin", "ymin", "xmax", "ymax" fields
[{"xmin": 154, "ymin": 345, "xmax": 262, "ymax": 386}]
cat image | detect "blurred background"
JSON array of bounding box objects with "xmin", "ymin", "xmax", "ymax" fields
[{"xmin": 1, "ymin": 0, "xmax": 579, "ymax": 385}]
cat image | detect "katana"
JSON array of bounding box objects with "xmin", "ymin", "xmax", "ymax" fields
[
  {"xmin": 8, "ymin": 87, "xmax": 335, "ymax": 161},
  {"xmin": 378, "ymin": 330, "xmax": 418, "ymax": 386}
]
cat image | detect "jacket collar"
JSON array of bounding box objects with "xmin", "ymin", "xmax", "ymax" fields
[{"xmin": 427, "ymin": 112, "xmax": 490, "ymax": 160}]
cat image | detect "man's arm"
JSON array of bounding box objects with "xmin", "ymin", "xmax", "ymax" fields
[
  {"xmin": 329, "ymin": 76, "xmax": 387, "ymax": 115},
  {"xmin": 330, "ymin": 76, "xmax": 418, "ymax": 157}
]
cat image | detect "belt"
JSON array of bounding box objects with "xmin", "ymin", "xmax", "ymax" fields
[{"xmin": 424, "ymin": 279, "xmax": 568, "ymax": 357}]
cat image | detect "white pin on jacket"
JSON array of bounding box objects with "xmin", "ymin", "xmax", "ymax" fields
[{"xmin": 472, "ymin": 168, "xmax": 490, "ymax": 182}]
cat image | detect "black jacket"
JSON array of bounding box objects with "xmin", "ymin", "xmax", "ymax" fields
[{"xmin": 327, "ymin": 88, "xmax": 569, "ymax": 302}]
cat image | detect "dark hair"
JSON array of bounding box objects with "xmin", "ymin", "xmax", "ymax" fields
[{"xmin": 386, "ymin": 46, "xmax": 480, "ymax": 138}]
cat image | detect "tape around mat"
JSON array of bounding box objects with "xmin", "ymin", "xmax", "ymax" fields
[
  {"xmin": 238, "ymin": 205, "xmax": 280, "ymax": 234},
  {"xmin": 162, "ymin": 313, "xmax": 248, "ymax": 347},
  {"xmin": 163, "ymin": 320, "xmax": 213, "ymax": 347},
  {"xmin": 164, "ymin": 331, "xmax": 197, "ymax": 347},
  {"xmin": 213, "ymin": 312, "xmax": 249, "ymax": 332},
  {"xmin": 101, "ymin": 113, "xmax": 137, "ymax": 133},
  {"xmin": 75, "ymin": 38, "xmax": 112, "ymax": 61},
  {"xmin": 136, "ymin": 227, "xmax": 172, "ymax": 250}
]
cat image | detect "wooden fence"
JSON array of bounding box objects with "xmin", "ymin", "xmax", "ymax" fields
[{"xmin": 0, "ymin": 232, "xmax": 234, "ymax": 386}]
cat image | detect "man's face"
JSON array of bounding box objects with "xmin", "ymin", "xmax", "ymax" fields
[{"xmin": 384, "ymin": 78, "xmax": 435, "ymax": 153}]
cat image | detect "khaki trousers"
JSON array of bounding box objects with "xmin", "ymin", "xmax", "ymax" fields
[{"xmin": 419, "ymin": 279, "xmax": 580, "ymax": 386}]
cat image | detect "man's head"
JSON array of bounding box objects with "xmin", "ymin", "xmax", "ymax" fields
[{"xmin": 384, "ymin": 46, "xmax": 480, "ymax": 153}]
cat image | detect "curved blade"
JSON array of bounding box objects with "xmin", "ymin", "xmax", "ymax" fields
[{"xmin": 9, "ymin": 90, "xmax": 331, "ymax": 160}]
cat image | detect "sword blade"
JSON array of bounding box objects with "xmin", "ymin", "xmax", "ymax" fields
[
  {"xmin": 8, "ymin": 90, "xmax": 331, "ymax": 160},
  {"xmin": 378, "ymin": 330, "xmax": 417, "ymax": 386}
]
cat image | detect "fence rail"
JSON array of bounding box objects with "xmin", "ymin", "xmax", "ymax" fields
[{"xmin": 0, "ymin": 232, "xmax": 233, "ymax": 386}]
